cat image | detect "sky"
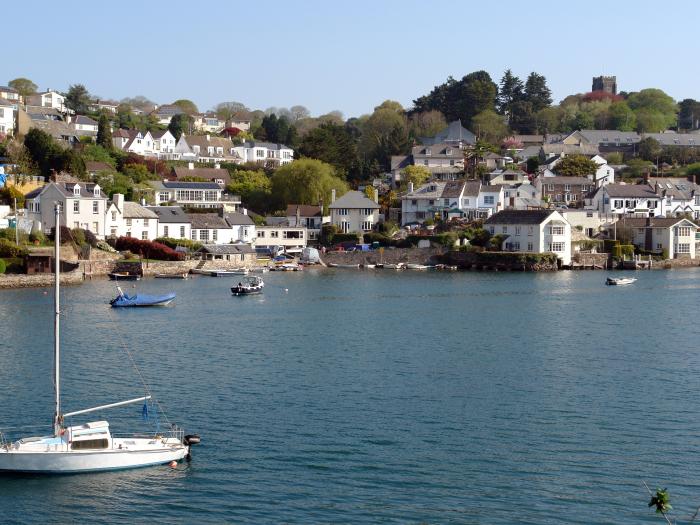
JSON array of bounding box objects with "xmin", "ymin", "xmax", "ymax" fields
[{"xmin": 5, "ymin": 0, "xmax": 699, "ymax": 118}]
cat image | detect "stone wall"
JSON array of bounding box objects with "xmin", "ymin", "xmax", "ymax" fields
[
  {"xmin": 0, "ymin": 270, "xmax": 84, "ymax": 289},
  {"xmin": 79, "ymin": 257, "xmax": 267, "ymax": 277},
  {"xmin": 322, "ymin": 247, "xmax": 445, "ymax": 266},
  {"xmin": 573, "ymin": 252, "xmax": 610, "ymax": 269},
  {"xmin": 446, "ymin": 250, "xmax": 559, "ymax": 271}
]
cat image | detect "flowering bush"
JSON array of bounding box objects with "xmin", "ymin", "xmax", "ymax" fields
[{"xmin": 114, "ymin": 237, "xmax": 184, "ymax": 261}]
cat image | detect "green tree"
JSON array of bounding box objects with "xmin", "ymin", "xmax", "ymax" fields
[
  {"xmin": 24, "ymin": 128, "xmax": 80, "ymax": 178},
  {"xmin": 122, "ymin": 163, "xmax": 156, "ymax": 184},
  {"xmin": 168, "ymin": 113, "xmax": 193, "ymax": 140},
  {"xmin": 608, "ymin": 101, "xmax": 636, "ymax": 131},
  {"xmin": 638, "ymin": 137, "xmax": 662, "ymax": 162},
  {"xmin": 471, "ymin": 109, "xmax": 509, "ymax": 145},
  {"xmin": 226, "ymin": 169, "xmax": 272, "ymax": 212},
  {"xmin": 678, "ymin": 98, "xmax": 700, "ymax": 130},
  {"xmin": 81, "ymin": 144, "xmax": 117, "ymax": 167},
  {"xmin": 409, "ymin": 110, "xmax": 447, "ymax": 140},
  {"xmin": 96, "ymin": 114, "xmax": 113, "ymax": 150},
  {"xmin": 497, "ymin": 69, "xmax": 524, "ymax": 119},
  {"xmin": 510, "ymin": 100, "xmax": 536, "ymax": 134},
  {"xmin": 8, "ymin": 77, "xmax": 37, "ymax": 101},
  {"xmin": 359, "ymin": 103, "xmax": 409, "ymax": 172},
  {"xmin": 94, "ymin": 171, "xmax": 132, "ymax": 198},
  {"xmin": 523, "ymin": 72, "xmax": 552, "ymax": 112},
  {"xmin": 402, "ymin": 165, "xmax": 431, "ymax": 188},
  {"xmin": 634, "ymin": 108, "xmax": 673, "ymax": 133},
  {"xmin": 298, "ymin": 122, "xmax": 358, "ymax": 179},
  {"xmin": 172, "ymin": 99, "xmax": 198, "ymax": 115},
  {"xmin": 552, "ymin": 155, "xmax": 598, "ymax": 177},
  {"xmin": 214, "ymin": 101, "xmax": 248, "ymax": 121},
  {"xmin": 627, "ymin": 89, "xmax": 677, "ymax": 132},
  {"xmin": 270, "ymin": 158, "xmax": 348, "ymax": 210},
  {"xmin": 65, "ymin": 84, "xmax": 91, "ymax": 114}
]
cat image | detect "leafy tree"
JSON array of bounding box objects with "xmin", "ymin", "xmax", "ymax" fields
[
  {"xmin": 497, "ymin": 69, "xmax": 524, "ymax": 118},
  {"xmin": 226, "ymin": 169, "xmax": 272, "ymax": 212},
  {"xmin": 120, "ymin": 96, "xmax": 155, "ymax": 111},
  {"xmin": 214, "ymin": 101, "xmax": 249, "ymax": 121},
  {"xmin": 65, "ymin": 84, "xmax": 91, "ymax": 114},
  {"xmin": 168, "ymin": 113, "xmax": 193, "ymax": 140},
  {"xmin": 270, "ymin": 158, "xmax": 348, "ymax": 210},
  {"xmin": 402, "ymin": 165, "xmax": 431, "ymax": 188},
  {"xmin": 627, "ymin": 89, "xmax": 677, "ymax": 132},
  {"xmin": 678, "ymin": 98, "xmax": 700, "ymax": 130},
  {"xmin": 122, "ymin": 163, "xmax": 157, "ymax": 184},
  {"xmin": 552, "ymin": 155, "xmax": 598, "ymax": 177},
  {"xmin": 96, "ymin": 114, "xmax": 113, "ymax": 150},
  {"xmin": 409, "ymin": 110, "xmax": 447, "ymax": 140},
  {"xmin": 24, "ymin": 128, "xmax": 82, "ymax": 178},
  {"xmin": 81, "ymin": 144, "xmax": 117, "ymax": 167},
  {"xmin": 359, "ymin": 103, "xmax": 409, "ymax": 171},
  {"xmin": 8, "ymin": 77, "xmax": 37, "ymax": 101},
  {"xmin": 604, "ymin": 152, "xmax": 624, "ymax": 164},
  {"xmin": 634, "ymin": 108, "xmax": 673, "ymax": 133},
  {"xmin": 625, "ymin": 158, "xmax": 653, "ymax": 179},
  {"xmin": 471, "ymin": 109, "xmax": 509, "ymax": 144},
  {"xmin": 172, "ymin": 99, "xmax": 198, "ymax": 115},
  {"xmin": 523, "ymin": 72, "xmax": 552, "ymax": 112},
  {"xmin": 526, "ymin": 157, "xmax": 539, "ymax": 174},
  {"xmin": 510, "ymin": 100, "xmax": 536, "ymax": 134},
  {"xmin": 608, "ymin": 101, "xmax": 636, "ymax": 131},
  {"xmin": 298, "ymin": 122, "xmax": 358, "ymax": 179},
  {"xmin": 289, "ymin": 105, "xmax": 311, "ymax": 121},
  {"xmin": 284, "ymin": 125, "xmax": 299, "ymax": 149},
  {"xmin": 638, "ymin": 137, "xmax": 662, "ymax": 161}
]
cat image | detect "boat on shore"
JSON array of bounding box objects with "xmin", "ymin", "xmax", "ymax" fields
[
  {"xmin": 231, "ymin": 276, "xmax": 265, "ymax": 296},
  {"xmin": 406, "ymin": 263, "xmax": 430, "ymax": 270},
  {"xmin": 362, "ymin": 264, "xmax": 377, "ymax": 269},
  {"xmin": 384, "ymin": 263, "xmax": 406, "ymax": 270},
  {"xmin": 110, "ymin": 287, "xmax": 176, "ymax": 307},
  {"xmin": 270, "ymin": 264, "xmax": 303, "ymax": 271},
  {"xmin": 606, "ymin": 277, "xmax": 637, "ymax": 286},
  {"xmin": 0, "ymin": 204, "xmax": 198, "ymax": 474},
  {"xmin": 108, "ymin": 272, "xmax": 141, "ymax": 281},
  {"xmin": 328, "ymin": 263, "xmax": 360, "ymax": 269},
  {"xmin": 154, "ymin": 273, "xmax": 188, "ymax": 280}
]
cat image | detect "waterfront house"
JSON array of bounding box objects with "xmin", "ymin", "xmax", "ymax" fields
[
  {"xmin": 286, "ymin": 204, "xmax": 327, "ymax": 243},
  {"xmin": 146, "ymin": 206, "xmax": 191, "ymax": 240},
  {"xmin": 188, "ymin": 213, "xmax": 237, "ymax": 244},
  {"xmin": 647, "ymin": 177, "xmax": 700, "ymax": 219},
  {"xmin": 620, "ymin": 217, "xmax": 698, "ymax": 259},
  {"xmin": 255, "ymin": 225, "xmax": 307, "ymax": 253},
  {"xmin": 169, "ymin": 164, "xmax": 230, "ymax": 185},
  {"xmin": 196, "ymin": 244, "xmax": 257, "ymax": 265},
  {"xmin": 535, "ymin": 176, "xmax": 594, "ymax": 208},
  {"xmin": 329, "ymin": 189, "xmax": 380, "ymax": 234},
  {"xmin": 561, "ymin": 209, "xmax": 617, "ymax": 238},
  {"xmin": 224, "ymin": 212, "xmax": 256, "ymax": 244},
  {"xmin": 587, "ymin": 183, "xmax": 662, "ymax": 217},
  {"xmin": 232, "ymin": 141, "xmax": 294, "ymax": 167},
  {"xmin": 25, "ymin": 181, "xmax": 108, "ymax": 238},
  {"xmin": 478, "ymin": 185, "xmax": 505, "ymax": 216},
  {"xmin": 502, "ymin": 183, "xmax": 541, "ymax": 210},
  {"xmin": 401, "ymin": 180, "xmax": 468, "ymax": 225},
  {"xmin": 150, "ymin": 181, "xmax": 240, "ymax": 211},
  {"xmin": 105, "ymin": 194, "xmax": 159, "ymax": 240},
  {"xmin": 484, "ymin": 209, "xmax": 572, "ymax": 266}
]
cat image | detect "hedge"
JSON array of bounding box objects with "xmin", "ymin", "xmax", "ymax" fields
[
  {"xmin": 611, "ymin": 244, "xmax": 635, "ymax": 258},
  {"xmin": 155, "ymin": 237, "xmax": 202, "ymax": 252},
  {"xmin": 0, "ymin": 239, "xmax": 28, "ymax": 258},
  {"xmin": 0, "ymin": 259, "xmax": 5, "ymax": 274},
  {"xmin": 114, "ymin": 237, "xmax": 184, "ymax": 261}
]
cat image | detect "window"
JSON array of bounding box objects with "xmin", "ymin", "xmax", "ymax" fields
[
  {"xmin": 144, "ymin": 219, "xmax": 149, "ymax": 226},
  {"xmin": 199, "ymin": 230, "xmax": 209, "ymax": 241},
  {"xmin": 110, "ymin": 227, "xmax": 117, "ymax": 236},
  {"xmin": 411, "ymin": 199, "xmax": 417, "ymax": 205},
  {"xmin": 550, "ymin": 242, "xmax": 565, "ymax": 252},
  {"xmin": 159, "ymin": 192, "xmax": 170, "ymax": 202},
  {"xmin": 678, "ymin": 226, "xmax": 692, "ymax": 237},
  {"xmin": 564, "ymin": 184, "xmax": 571, "ymax": 191},
  {"xmin": 502, "ymin": 226, "xmax": 507, "ymax": 234},
  {"xmin": 93, "ymin": 201, "xmax": 99, "ymax": 214},
  {"xmin": 547, "ymin": 184, "xmax": 554, "ymax": 191},
  {"xmin": 340, "ymin": 221, "xmax": 350, "ymax": 233},
  {"xmin": 74, "ymin": 221, "xmax": 79, "ymax": 228},
  {"xmin": 73, "ymin": 201, "xmax": 79, "ymax": 213},
  {"xmin": 256, "ymin": 149, "xmax": 265, "ymax": 157},
  {"xmin": 648, "ymin": 200, "xmax": 657, "ymax": 209},
  {"xmin": 425, "ymin": 148, "xmax": 431, "ymax": 156},
  {"xmin": 528, "ymin": 226, "xmax": 534, "ymax": 236},
  {"xmin": 73, "ymin": 186, "xmax": 80, "ymax": 196},
  {"xmin": 126, "ymin": 231, "xmax": 131, "ymax": 237},
  {"xmin": 163, "ymin": 226, "xmax": 169, "ymax": 237},
  {"xmin": 656, "ymin": 243, "xmax": 663, "ymax": 250},
  {"xmin": 257, "ymin": 231, "xmax": 266, "ymax": 238},
  {"xmin": 92, "ymin": 222, "xmax": 98, "ymax": 232},
  {"xmin": 191, "ymin": 230, "xmax": 196, "ymax": 240},
  {"xmin": 180, "ymin": 226, "xmax": 185, "ymax": 238},
  {"xmin": 677, "ymin": 243, "xmax": 691, "ymax": 254},
  {"xmin": 515, "ymin": 226, "xmax": 521, "ymax": 235},
  {"xmin": 444, "ymin": 199, "xmax": 449, "ymax": 206},
  {"xmin": 71, "ymin": 439, "xmax": 108, "ymax": 450},
  {"xmin": 361, "ymin": 221, "xmax": 373, "ymax": 231},
  {"xmin": 489, "ymin": 226, "xmax": 495, "ymax": 234},
  {"xmin": 126, "ymin": 218, "xmax": 132, "ymax": 226},
  {"xmin": 550, "ymin": 225, "xmax": 564, "ymax": 235},
  {"xmin": 613, "ymin": 200, "xmax": 623, "ymax": 209},
  {"xmin": 337, "ymin": 208, "xmax": 348, "ymax": 216},
  {"xmin": 428, "ymin": 200, "xmax": 434, "ymax": 205},
  {"xmin": 213, "ymin": 229, "xmax": 218, "ymax": 241},
  {"xmin": 111, "ymin": 211, "xmax": 117, "ymax": 221},
  {"xmin": 483, "ymin": 196, "xmax": 494, "ymax": 205},
  {"xmin": 463, "ymin": 198, "xmax": 470, "ymax": 206},
  {"xmin": 527, "ymin": 242, "xmax": 533, "ymax": 251},
  {"xmin": 283, "ymin": 230, "xmax": 302, "ymax": 239},
  {"xmin": 363, "ymin": 208, "xmax": 374, "ymax": 215},
  {"xmin": 141, "ymin": 231, "xmax": 148, "ymax": 240},
  {"xmin": 637, "ymin": 228, "xmax": 645, "ymax": 235},
  {"xmin": 270, "ymin": 231, "xmax": 279, "ymax": 238}
]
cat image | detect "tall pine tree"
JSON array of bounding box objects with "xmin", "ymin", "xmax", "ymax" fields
[
  {"xmin": 497, "ymin": 69, "xmax": 524, "ymax": 119},
  {"xmin": 96, "ymin": 114, "xmax": 113, "ymax": 150},
  {"xmin": 523, "ymin": 73, "xmax": 552, "ymax": 112}
]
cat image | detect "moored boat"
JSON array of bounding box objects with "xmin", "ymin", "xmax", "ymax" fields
[
  {"xmin": 384, "ymin": 263, "xmax": 406, "ymax": 270},
  {"xmin": 606, "ymin": 277, "xmax": 637, "ymax": 286},
  {"xmin": 406, "ymin": 263, "xmax": 429, "ymax": 270},
  {"xmin": 231, "ymin": 276, "xmax": 265, "ymax": 295},
  {"xmin": 108, "ymin": 272, "xmax": 141, "ymax": 281},
  {"xmin": 110, "ymin": 287, "xmax": 176, "ymax": 307},
  {"xmin": 154, "ymin": 273, "xmax": 189, "ymax": 280}
]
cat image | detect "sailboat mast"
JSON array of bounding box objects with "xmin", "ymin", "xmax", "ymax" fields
[{"xmin": 53, "ymin": 204, "xmax": 61, "ymax": 436}]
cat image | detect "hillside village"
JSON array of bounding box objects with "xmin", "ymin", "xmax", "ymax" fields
[{"xmin": 2, "ymin": 73, "xmax": 700, "ymax": 274}]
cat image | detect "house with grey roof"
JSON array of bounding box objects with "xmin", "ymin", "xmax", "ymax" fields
[
  {"xmin": 621, "ymin": 216, "xmax": 698, "ymax": 259},
  {"xmin": 196, "ymin": 243, "xmax": 257, "ymax": 265},
  {"xmin": 106, "ymin": 194, "xmax": 159, "ymax": 240},
  {"xmin": 401, "ymin": 180, "xmax": 469, "ymax": 225},
  {"xmin": 25, "ymin": 182, "xmax": 109, "ymax": 238},
  {"xmin": 170, "ymin": 164, "xmax": 230, "ymax": 184},
  {"xmin": 150, "ymin": 129, "xmax": 177, "ymax": 158},
  {"xmin": 176, "ymin": 134, "xmax": 241, "ymax": 164},
  {"xmin": 390, "ymin": 142, "xmax": 465, "ymax": 184},
  {"xmin": 421, "ymin": 120, "xmax": 476, "ymax": 147},
  {"xmin": 484, "ymin": 210, "xmax": 572, "ymax": 265},
  {"xmin": 150, "ymin": 180, "xmax": 240, "ymax": 211},
  {"xmin": 233, "ymin": 140, "xmax": 294, "ymax": 167},
  {"xmin": 224, "ymin": 212, "xmax": 256, "ymax": 244},
  {"xmin": 534, "ymin": 176, "xmax": 596, "ymax": 208},
  {"xmin": 587, "ymin": 183, "xmax": 662, "ymax": 217},
  {"xmin": 146, "ymin": 206, "xmax": 192, "ymax": 240},
  {"xmin": 647, "ymin": 177, "xmax": 700, "ymax": 219},
  {"xmin": 70, "ymin": 115, "xmax": 98, "ymax": 137},
  {"xmin": 328, "ymin": 190, "xmax": 380, "ymax": 234},
  {"xmin": 150, "ymin": 104, "xmax": 183, "ymax": 126}
]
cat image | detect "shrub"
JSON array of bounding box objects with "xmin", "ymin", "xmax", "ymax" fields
[
  {"xmin": 0, "ymin": 259, "xmax": 5, "ymax": 274},
  {"xmin": 29, "ymin": 230, "xmax": 46, "ymax": 244},
  {"xmin": 114, "ymin": 237, "xmax": 184, "ymax": 261},
  {"xmin": 155, "ymin": 237, "xmax": 202, "ymax": 252},
  {"xmin": 83, "ymin": 229, "xmax": 98, "ymax": 247},
  {"xmin": 71, "ymin": 228, "xmax": 86, "ymax": 246},
  {"xmin": 0, "ymin": 239, "xmax": 28, "ymax": 258},
  {"xmin": 662, "ymin": 249, "xmax": 669, "ymax": 259},
  {"xmin": 620, "ymin": 244, "xmax": 635, "ymax": 257},
  {"xmin": 50, "ymin": 226, "xmax": 75, "ymax": 245}
]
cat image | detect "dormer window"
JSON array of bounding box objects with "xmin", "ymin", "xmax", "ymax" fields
[
  {"xmin": 93, "ymin": 185, "xmax": 100, "ymax": 197},
  {"xmin": 446, "ymin": 148, "xmax": 452, "ymax": 155},
  {"xmin": 425, "ymin": 148, "xmax": 431, "ymax": 156},
  {"xmin": 73, "ymin": 185, "xmax": 80, "ymax": 196}
]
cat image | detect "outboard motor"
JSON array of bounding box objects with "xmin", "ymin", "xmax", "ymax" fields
[{"xmin": 183, "ymin": 434, "xmax": 201, "ymax": 461}]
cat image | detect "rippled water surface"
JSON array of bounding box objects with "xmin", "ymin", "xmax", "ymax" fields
[{"xmin": 1, "ymin": 268, "xmax": 700, "ymax": 523}]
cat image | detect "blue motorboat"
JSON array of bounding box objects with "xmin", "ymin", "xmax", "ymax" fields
[{"xmin": 110, "ymin": 286, "xmax": 176, "ymax": 307}]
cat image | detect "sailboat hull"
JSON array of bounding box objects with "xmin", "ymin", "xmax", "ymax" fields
[{"xmin": 0, "ymin": 447, "xmax": 187, "ymax": 474}]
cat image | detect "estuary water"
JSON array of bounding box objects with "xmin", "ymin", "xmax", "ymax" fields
[{"xmin": 1, "ymin": 268, "xmax": 700, "ymax": 524}]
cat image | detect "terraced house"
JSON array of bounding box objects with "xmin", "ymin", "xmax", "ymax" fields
[{"xmin": 535, "ymin": 176, "xmax": 594, "ymax": 207}]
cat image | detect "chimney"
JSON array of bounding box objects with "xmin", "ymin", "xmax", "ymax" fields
[
  {"xmin": 141, "ymin": 197, "xmax": 146, "ymax": 206},
  {"xmin": 643, "ymin": 171, "xmax": 649, "ymax": 184},
  {"xmin": 188, "ymin": 162, "xmax": 194, "ymax": 170},
  {"xmin": 114, "ymin": 193, "xmax": 124, "ymax": 211},
  {"xmin": 331, "ymin": 189, "xmax": 336, "ymax": 203},
  {"xmin": 206, "ymin": 134, "xmax": 210, "ymax": 141},
  {"xmin": 408, "ymin": 181, "xmax": 414, "ymax": 193},
  {"xmin": 373, "ymin": 188, "xmax": 379, "ymax": 203},
  {"xmin": 214, "ymin": 163, "xmax": 220, "ymax": 169},
  {"xmin": 242, "ymin": 207, "xmax": 248, "ymax": 216}
]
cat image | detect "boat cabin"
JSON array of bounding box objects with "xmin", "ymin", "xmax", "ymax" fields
[{"xmin": 66, "ymin": 421, "xmax": 111, "ymax": 450}]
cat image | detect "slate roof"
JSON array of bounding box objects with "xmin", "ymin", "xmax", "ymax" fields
[
  {"xmin": 422, "ymin": 120, "xmax": 476, "ymax": 146},
  {"xmin": 85, "ymin": 161, "xmax": 113, "ymax": 173},
  {"xmin": 286, "ymin": 204, "xmax": 323, "ymax": 217},
  {"xmin": 643, "ymin": 133, "xmax": 700, "ymax": 147},
  {"xmin": 159, "ymin": 181, "xmax": 223, "ymax": 190},
  {"xmin": 442, "ymin": 181, "xmax": 466, "ymax": 198},
  {"xmin": 463, "ymin": 181, "xmax": 481, "ymax": 197},
  {"xmin": 481, "ymin": 185, "xmax": 503, "ymax": 192},
  {"xmin": 187, "ymin": 213, "xmax": 229, "ymax": 229},
  {"xmin": 146, "ymin": 206, "xmax": 190, "ymax": 224},
  {"xmin": 30, "ymin": 119, "xmax": 78, "ymax": 141},
  {"xmin": 26, "ymin": 182, "xmax": 107, "ymax": 200},
  {"xmin": 239, "ymin": 141, "xmax": 291, "ymax": 150},
  {"xmin": 329, "ymin": 190, "xmax": 379, "ymax": 209},
  {"xmin": 171, "ymin": 166, "xmax": 230, "ymax": 183},
  {"xmin": 542, "ymin": 143, "xmax": 600, "ymax": 156},
  {"xmin": 197, "ymin": 244, "xmax": 255, "ymax": 255},
  {"xmin": 0, "ymin": 85, "xmax": 18, "ymax": 93},
  {"xmin": 577, "ymin": 130, "xmax": 640, "ymax": 144},
  {"xmin": 484, "ymin": 210, "xmax": 556, "ymax": 225},
  {"xmin": 648, "ymin": 178, "xmax": 700, "ymax": 199},
  {"xmin": 412, "ymin": 142, "xmax": 462, "ymax": 158},
  {"xmin": 153, "ymin": 104, "xmax": 183, "ymax": 118},
  {"xmin": 390, "ymin": 155, "xmax": 411, "ymax": 171},
  {"xmin": 541, "ymin": 176, "xmax": 593, "ymax": 185},
  {"xmin": 224, "ymin": 212, "xmax": 255, "ymax": 226},
  {"xmin": 603, "ymin": 184, "xmax": 660, "ymax": 198},
  {"xmin": 74, "ymin": 115, "xmax": 97, "ymax": 126},
  {"xmin": 621, "ymin": 217, "xmax": 696, "ymax": 228},
  {"xmin": 123, "ymin": 201, "xmax": 157, "ymax": 219}
]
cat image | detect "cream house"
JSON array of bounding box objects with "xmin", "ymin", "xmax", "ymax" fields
[
  {"xmin": 621, "ymin": 217, "xmax": 697, "ymax": 259},
  {"xmin": 329, "ymin": 190, "xmax": 380, "ymax": 234},
  {"xmin": 105, "ymin": 194, "xmax": 159, "ymax": 240},
  {"xmin": 484, "ymin": 209, "xmax": 572, "ymax": 265},
  {"xmin": 25, "ymin": 182, "xmax": 108, "ymax": 238},
  {"xmin": 146, "ymin": 206, "xmax": 192, "ymax": 240}
]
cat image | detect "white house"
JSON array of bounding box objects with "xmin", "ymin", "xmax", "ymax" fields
[
  {"xmin": 478, "ymin": 185, "xmax": 506, "ymax": 216},
  {"xmin": 224, "ymin": 212, "xmax": 256, "ymax": 244},
  {"xmin": 329, "ymin": 190, "xmax": 380, "ymax": 234},
  {"xmin": 233, "ymin": 141, "xmax": 294, "ymax": 167},
  {"xmin": 622, "ymin": 217, "xmax": 698, "ymax": 259},
  {"xmin": 105, "ymin": 194, "xmax": 159, "ymax": 240},
  {"xmin": 561, "ymin": 209, "xmax": 617, "ymax": 238},
  {"xmin": 401, "ymin": 180, "xmax": 468, "ymax": 225},
  {"xmin": 647, "ymin": 177, "xmax": 700, "ymax": 219},
  {"xmin": 0, "ymin": 85, "xmax": 19, "ymax": 102},
  {"xmin": 588, "ymin": 184, "xmax": 662, "ymax": 217},
  {"xmin": 70, "ymin": 115, "xmax": 98, "ymax": 135},
  {"xmin": 25, "ymin": 181, "xmax": 109, "ymax": 238},
  {"xmin": 590, "ymin": 154, "xmax": 615, "ymax": 185},
  {"xmin": 502, "ymin": 183, "xmax": 540, "ymax": 210},
  {"xmin": 0, "ymin": 99, "xmax": 16, "ymax": 135},
  {"xmin": 193, "ymin": 113, "xmax": 225, "ymax": 134},
  {"xmin": 150, "ymin": 181, "xmax": 240, "ymax": 211},
  {"xmin": 188, "ymin": 213, "xmax": 236, "ymax": 244},
  {"xmin": 484, "ymin": 209, "xmax": 572, "ymax": 265},
  {"xmin": 151, "ymin": 130, "xmax": 178, "ymax": 159},
  {"xmin": 26, "ymin": 90, "xmax": 68, "ymax": 112},
  {"xmin": 173, "ymin": 134, "xmax": 241, "ymax": 164},
  {"xmin": 256, "ymin": 226, "xmax": 307, "ymax": 253},
  {"xmin": 286, "ymin": 204, "xmax": 328, "ymax": 243},
  {"xmin": 146, "ymin": 206, "xmax": 192, "ymax": 240},
  {"xmin": 122, "ymin": 130, "xmax": 155, "ymax": 156}
]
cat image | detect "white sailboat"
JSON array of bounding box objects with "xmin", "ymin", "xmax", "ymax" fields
[{"xmin": 0, "ymin": 204, "xmax": 199, "ymax": 473}]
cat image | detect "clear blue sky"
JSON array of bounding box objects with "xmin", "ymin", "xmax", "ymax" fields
[{"xmin": 5, "ymin": 0, "xmax": 698, "ymax": 118}]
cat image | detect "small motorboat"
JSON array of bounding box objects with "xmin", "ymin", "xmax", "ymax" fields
[
  {"xmin": 606, "ymin": 277, "xmax": 637, "ymax": 286},
  {"xmin": 406, "ymin": 263, "xmax": 429, "ymax": 270},
  {"xmin": 271, "ymin": 264, "xmax": 303, "ymax": 271},
  {"xmin": 108, "ymin": 272, "xmax": 141, "ymax": 281},
  {"xmin": 362, "ymin": 264, "xmax": 377, "ymax": 269},
  {"xmin": 110, "ymin": 286, "xmax": 176, "ymax": 307},
  {"xmin": 231, "ymin": 276, "xmax": 264, "ymax": 296},
  {"xmin": 328, "ymin": 263, "xmax": 360, "ymax": 269},
  {"xmin": 154, "ymin": 273, "xmax": 189, "ymax": 279},
  {"xmin": 250, "ymin": 267, "xmax": 269, "ymax": 273},
  {"xmin": 384, "ymin": 263, "xmax": 406, "ymax": 270}
]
